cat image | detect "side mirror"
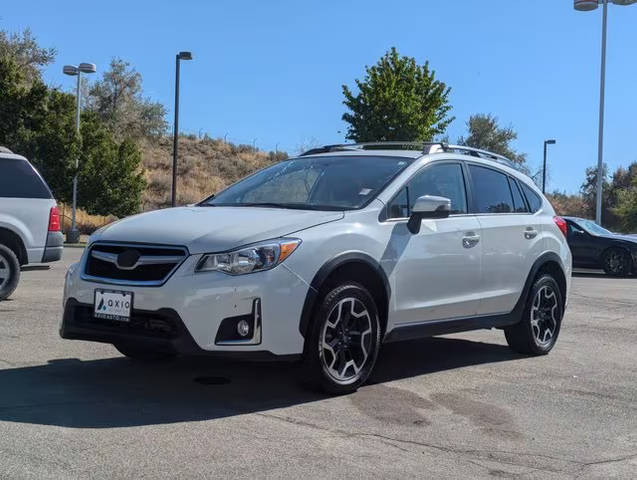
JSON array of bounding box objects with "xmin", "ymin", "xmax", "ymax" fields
[{"xmin": 407, "ymin": 195, "xmax": 451, "ymax": 234}]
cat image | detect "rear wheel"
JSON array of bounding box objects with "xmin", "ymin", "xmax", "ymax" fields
[
  {"xmin": 0, "ymin": 243, "xmax": 20, "ymax": 301},
  {"xmin": 301, "ymin": 283, "xmax": 381, "ymax": 394},
  {"xmin": 114, "ymin": 343, "xmax": 176, "ymax": 361},
  {"xmin": 602, "ymin": 248, "xmax": 632, "ymax": 277},
  {"xmin": 505, "ymin": 274, "xmax": 563, "ymax": 355}
]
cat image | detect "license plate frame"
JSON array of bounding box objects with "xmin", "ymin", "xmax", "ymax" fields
[{"xmin": 94, "ymin": 289, "xmax": 134, "ymax": 322}]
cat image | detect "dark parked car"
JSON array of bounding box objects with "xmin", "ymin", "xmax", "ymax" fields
[{"xmin": 563, "ymin": 217, "xmax": 637, "ymax": 276}]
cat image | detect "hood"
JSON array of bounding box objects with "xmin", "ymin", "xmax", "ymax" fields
[
  {"xmin": 600, "ymin": 233, "xmax": 637, "ymax": 245},
  {"xmin": 92, "ymin": 206, "xmax": 344, "ymax": 253}
]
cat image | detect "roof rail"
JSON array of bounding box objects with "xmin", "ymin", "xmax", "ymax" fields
[
  {"xmin": 299, "ymin": 141, "xmax": 449, "ymax": 156},
  {"xmin": 0, "ymin": 146, "xmax": 13, "ymax": 154},
  {"xmin": 444, "ymin": 144, "xmax": 518, "ymax": 170},
  {"xmin": 298, "ymin": 142, "xmax": 521, "ymax": 171}
]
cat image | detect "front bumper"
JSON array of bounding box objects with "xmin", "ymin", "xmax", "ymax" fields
[
  {"xmin": 60, "ymin": 299, "xmax": 298, "ymax": 361},
  {"xmin": 61, "ymin": 254, "xmax": 310, "ymax": 357}
]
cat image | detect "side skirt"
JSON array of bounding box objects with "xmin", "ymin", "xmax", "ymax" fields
[{"xmin": 383, "ymin": 313, "xmax": 517, "ymax": 344}]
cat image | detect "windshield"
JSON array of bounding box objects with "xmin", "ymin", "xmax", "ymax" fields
[
  {"xmin": 204, "ymin": 155, "xmax": 412, "ymax": 210},
  {"xmin": 574, "ymin": 219, "xmax": 611, "ymax": 236}
]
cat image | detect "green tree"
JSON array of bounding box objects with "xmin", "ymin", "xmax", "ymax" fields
[
  {"xmin": 614, "ymin": 181, "xmax": 637, "ymax": 232},
  {"xmin": 0, "ymin": 28, "xmax": 56, "ymax": 86},
  {"xmin": 342, "ymin": 47, "xmax": 453, "ymax": 142},
  {"xmin": 458, "ymin": 114, "xmax": 528, "ymax": 171},
  {"xmin": 611, "ymin": 162, "xmax": 637, "ymax": 232},
  {"xmin": 87, "ymin": 58, "xmax": 167, "ymax": 139},
  {"xmin": 0, "ymin": 55, "xmax": 145, "ymax": 216},
  {"xmin": 580, "ymin": 164, "xmax": 611, "ymax": 222},
  {"xmin": 0, "ymin": 55, "xmax": 78, "ymax": 201},
  {"xmin": 77, "ymin": 113, "xmax": 146, "ymax": 217}
]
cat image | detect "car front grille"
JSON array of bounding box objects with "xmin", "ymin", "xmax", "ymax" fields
[
  {"xmin": 83, "ymin": 243, "xmax": 188, "ymax": 286},
  {"xmin": 71, "ymin": 304, "xmax": 179, "ymax": 339}
]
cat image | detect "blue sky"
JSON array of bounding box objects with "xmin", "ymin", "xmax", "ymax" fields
[{"xmin": 3, "ymin": 0, "xmax": 637, "ymax": 193}]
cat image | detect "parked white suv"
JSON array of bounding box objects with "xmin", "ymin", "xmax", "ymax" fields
[
  {"xmin": 0, "ymin": 147, "xmax": 63, "ymax": 300},
  {"xmin": 61, "ymin": 143, "xmax": 571, "ymax": 393}
]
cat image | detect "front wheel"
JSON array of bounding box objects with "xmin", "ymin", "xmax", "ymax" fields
[
  {"xmin": 505, "ymin": 274, "xmax": 563, "ymax": 355},
  {"xmin": 301, "ymin": 283, "xmax": 381, "ymax": 394}
]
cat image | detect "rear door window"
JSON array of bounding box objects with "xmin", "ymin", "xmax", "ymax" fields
[
  {"xmin": 468, "ymin": 165, "xmax": 514, "ymax": 213},
  {"xmin": 0, "ymin": 158, "xmax": 52, "ymax": 199}
]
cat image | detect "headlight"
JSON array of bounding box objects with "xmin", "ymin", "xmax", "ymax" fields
[{"xmin": 195, "ymin": 238, "xmax": 301, "ymax": 275}]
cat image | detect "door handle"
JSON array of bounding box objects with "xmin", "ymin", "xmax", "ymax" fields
[
  {"xmin": 462, "ymin": 232, "xmax": 480, "ymax": 249},
  {"xmin": 524, "ymin": 227, "xmax": 538, "ymax": 239}
]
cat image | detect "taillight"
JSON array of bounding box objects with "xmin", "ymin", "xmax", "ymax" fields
[
  {"xmin": 48, "ymin": 206, "xmax": 61, "ymax": 232},
  {"xmin": 553, "ymin": 216, "xmax": 567, "ymax": 238}
]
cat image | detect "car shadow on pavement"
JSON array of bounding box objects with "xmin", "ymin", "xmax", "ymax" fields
[{"xmin": 0, "ymin": 337, "xmax": 522, "ymax": 428}]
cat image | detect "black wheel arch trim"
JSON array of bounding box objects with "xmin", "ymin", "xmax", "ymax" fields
[
  {"xmin": 508, "ymin": 251, "xmax": 567, "ymax": 320},
  {"xmin": 383, "ymin": 251, "xmax": 568, "ymax": 342},
  {"xmin": 0, "ymin": 226, "xmax": 28, "ymax": 265},
  {"xmin": 298, "ymin": 251, "xmax": 391, "ymax": 338}
]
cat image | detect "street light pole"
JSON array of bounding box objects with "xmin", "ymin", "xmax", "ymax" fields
[
  {"xmin": 171, "ymin": 51, "xmax": 192, "ymax": 208},
  {"xmin": 543, "ymin": 139, "xmax": 556, "ymax": 194},
  {"xmin": 574, "ymin": 0, "xmax": 637, "ymax": 225},
  {"xmin": 595, "ymin": 0, "xmax": 608, "ymax": 225},
  {"xmin": 63, "ymin": 62, "xmax": 96, "ymax": 243},
  {"xmin": 71, "ymin": 71, "xmax": 81, "ymax": 237}
]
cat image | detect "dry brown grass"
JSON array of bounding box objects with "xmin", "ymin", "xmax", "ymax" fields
[
  {"xmin": 140, "ymin": 136, "xmax": 284, "ymax": 210},
  {"xmin": 58, "ymin": 136, "xmax": 286, "ymax": 233},
  {"xmin": 58, "ymin": 203, "xmax": 117, "ymax": 235}
]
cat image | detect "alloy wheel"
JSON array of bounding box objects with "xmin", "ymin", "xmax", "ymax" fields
[
  {"xmin": 530, "ymin": 285, "xmax": 558, "ymax": 347},
  {"xmin": 0, "ymin": 254, "xmax": 9, "ymax": 290},
  {"xmin": 605, "ymin": 250, "xmax": 627, "ymax": 275},
  {"xmin": 320, "ymin": 297, "xmax": 373, "ymax": 383}
]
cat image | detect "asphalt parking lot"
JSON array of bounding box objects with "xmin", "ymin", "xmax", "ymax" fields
[{"xmin": 1, "ymin": 249, "xmax": 635, "ymax": 479}]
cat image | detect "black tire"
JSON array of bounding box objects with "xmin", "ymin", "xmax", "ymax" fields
[
  {"xmin": 601, "ymin": 248, "xmax": 632, "ymax": 277},
  {"xmin": 505, "ymin": 274, "xmax": 563, "ymax": 355},
  {"xmin": 301, "ymin": 283, "xmax": 381, "ymax": 394},
  {"xmin": 0, "ymin": 243, "xmax": 20, "ymax": 301},
  {"xmin": 114, "ymin": 343, "xmax": 176, "ymax": 361}
]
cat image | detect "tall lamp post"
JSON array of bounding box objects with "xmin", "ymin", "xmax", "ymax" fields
[
  {"xmin": 542, "ymin": 139, "xmax": 556, "ymax": 194},
  {"xmin": 171, "ymin": 51, "xmax": 193, "ymax": 207},
  {"xmin": 574, "ymin": 0, "xmax": 637, "ymax": 225},
  {"xmin": 63, "ymin": 62, "xmax": 97, "ymax": 243}
]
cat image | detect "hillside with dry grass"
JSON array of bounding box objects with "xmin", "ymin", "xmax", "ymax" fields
[
  {"xmin": 67, "ymin": 136, "xmax": 287, "ymax": 233},
  {"xmin": 140, "ymin": 135, "xmax": 286, "ymax": 211}
]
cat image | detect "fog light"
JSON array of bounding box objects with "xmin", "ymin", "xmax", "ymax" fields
[{"xmin": 237, "ymin": 319, "xmax": 250, "ymax": 337}]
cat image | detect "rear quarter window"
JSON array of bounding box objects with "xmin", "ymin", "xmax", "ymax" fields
[
  {"xmin": 0, "ymin": 158, "xmax": 52, "ymax": 199},
  {"xmin": 519, "ymin": 182, "xmax": 543, "ymax": 213}
]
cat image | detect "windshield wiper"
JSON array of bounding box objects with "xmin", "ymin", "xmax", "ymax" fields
[{"xmin": 239, "ymin": 202, "xmax": 321, "ymax": 210}]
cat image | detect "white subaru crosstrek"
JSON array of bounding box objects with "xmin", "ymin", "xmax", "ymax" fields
[{"xmin": 61, "ymin": 143, "xmax": 571, "ymax": 393}]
